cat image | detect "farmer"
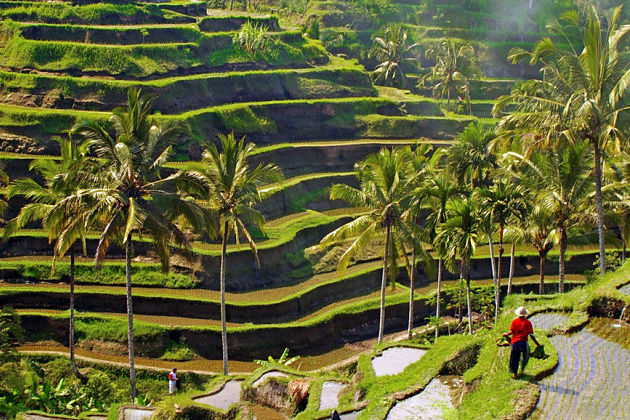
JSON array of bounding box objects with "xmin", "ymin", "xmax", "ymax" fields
[
  {"xmin": 168, "ymin": 367, "xmax": 177, "ymax": 395},
  {"xmin": 502, "ymin": 306, "xmax": 541, "ymax": 379}
]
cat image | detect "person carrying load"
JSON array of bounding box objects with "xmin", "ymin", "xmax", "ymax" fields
[{"xmin": 503, "ymin": 306, "xmax": 541, "ymax": 379}]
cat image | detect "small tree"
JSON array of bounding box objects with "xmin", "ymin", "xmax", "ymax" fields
[
  {"xmin": 422, "ymin": 38, "xmax": 479, "ymax": 113},
  {"xmin": 368, "ymin": 24, "xmax": 420, "ymax": 88},
  {"xmin": 233, "ymin": 21, "xmax": 269, "ymax": 54}
]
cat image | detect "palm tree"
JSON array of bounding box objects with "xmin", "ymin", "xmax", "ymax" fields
[
  {"xmin": 435, "ymin": 198, "xmax": 482, "ymax": 334},
  {"xmin": 477, "ymin": 179, "xmax": 526, "ymax": 320},
  {"xmin": 403, "ymin": 144, "xmax": 441, "ymax": 339},
  {"xmin": 3, "ymin": 137, "xmax": 87, "ymax": 378},
  {"xmin": 321, "ymin": 147, "xmax": 416, "ymax": 343},
  {"xmin": 0, "ymin": 166, "xmax": 8, "ymax": 218},
  {"xmin": 421, "ymin": 38, "xmax": 479, "ymax": 113},
  {"xmin": 517, "ymin": 204, "xmax": 556, "ymax": 294},
  {"xmin": 368, "ymin": 24, "xmax": 420, "ymax": 88},
  {"xmin": 507, "ymin": 141, "xmax": 593, "ymax": 292},
  {"xmin": 446, "ymin": 122, "xmax": 498, "ymax": 283},
  {"xmin": 419, "ymin": 171, "xmax": 458, "ymax": 339},
  {"xmin": 605, "ymin": 153, "xmax": 630, "ymax": 262},
  {"xmin": 494, "ymin": 5, "xmax": 630, "ymax": 276},
  {"xmin": 69, "ymin": 88, "xmax": 207, "ymax": 400},
  {"xmin": 185, "ymin": 133, "xmax": 282, "ymax": 375}
]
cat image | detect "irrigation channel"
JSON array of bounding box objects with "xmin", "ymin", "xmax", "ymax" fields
[{"xmin": 529, "ymin": 313, "xmax": 630, "ymax": 419}]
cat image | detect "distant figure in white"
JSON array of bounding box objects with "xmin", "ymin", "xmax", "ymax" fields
[{"xmin": 169, "ymin": 368, "xmax": 177, "ymax": 394}]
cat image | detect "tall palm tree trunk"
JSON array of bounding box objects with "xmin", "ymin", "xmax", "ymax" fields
[
  {"xmin": 125, "ymin": 240, "xmax": 136, "ymax": 402},
  {"xmin": 539, "ymin": 254, "xmax": 546, "ymax": 294},
  {"xmin": 447, "ymin": 87, "xmax": 451, "ymax": 112},
  {"xmin": 495, "ymin": 227, "xmax": 504, "ymax": 321},
  {"xmin": 435, "ymin": 257, "xmax": 442, "ymax": 340},
  {"xmin": 558, "ymin": 228, "xmax": 567, "ymax": 293},
  {"xmin": 507, "ymin": 242, "xmax": 515, "ymax": 295},
  {"xmin": 466, "ymin": 263, "xmax": 472, "ymax": 335},
  {"xmin": 407, "ymin": 250, "xmax": 416, "ymax": 340},
  {"xmin": 621, "ymin": 217, "xmax": 626, "ymax": 262},
  {"xmin": 377, "ymin": 223, "xmax": 391, "ymax": 343},
  {"xmin": 488, "ymin": 235, "xmax": 496, "ymax": 283},
  {"xmin": 220, "ymin": 221, "xmax": 229, "ymax": 375},
  {"xmin": 69, "ymin": 249, "xmax": 80, "ymax": 379},
  {"xmin": 458, "ymin": 259, "xmax": 463, "ymax": 323},
  {"xmin": 593, "ymin": 144, "xmax": 605, "ymax": 276}
]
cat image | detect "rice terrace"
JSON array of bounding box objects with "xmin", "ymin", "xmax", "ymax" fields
[{"xmin": 0, "ymin": 0, "xmax": 629, "ymax": 419}]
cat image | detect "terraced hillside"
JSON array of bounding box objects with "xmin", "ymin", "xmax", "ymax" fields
[{"xmin": 0, "ymin": 0, "xmax": 601, "ymax": 379}]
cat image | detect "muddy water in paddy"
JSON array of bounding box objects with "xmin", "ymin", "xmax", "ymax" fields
[
  {"xmin": 193, "ymin": 380, "xmax": 242, "ymax": 411},
  {"xmin": 386, "ymin": 376, "xmax": 461, "ymax": 420},
  {"xmin": 371, "ymin": 347, "xmax": 427, "ymax": 377},
  {"xmin": 339, "ymin": 411, "xmax": 362, "ymax": 420},
  {"xmin": 619, "ymin": 283, "xmax": 630, "ymax": 295},
  {"xmin": 319, "ymin": 381, "xmax": 346, "ymax": 411},
  {"xmin": 121, "ymin": 409, "xmax": 153, "ymax": 420},
  {"xmin": 252, "ymin": 371, "xmax": 288, "ymax": 387},
  {"xmin": 529, "ymin": 312, "xmax": 570, "ymax": 331},
  {"xmin": 536, "ymin": 327, "xmax": 630, "ymax": 419}
]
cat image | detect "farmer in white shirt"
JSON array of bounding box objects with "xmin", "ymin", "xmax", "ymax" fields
[{"xmin": 168, "ymin": 367, "xmax": 177, "ymax": 394}]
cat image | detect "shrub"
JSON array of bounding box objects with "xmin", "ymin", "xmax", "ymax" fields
[
  {"xmin": 233, "ymin": 21, "xmax": 269, "ymax": 54},
  {"xmin": 279, "ymin": 0, "xmax": 308, "ymax": 14},
  {"xmin": 160, "ymin": 338, "xmax": 198, "ymax": 361},
  {"xmin": 305, "ymin": 18, "xmax": 320, "ymax": 39},
  {"xmin": 0, "ymin": 307, "xmax": 23, "ymax": 362}
]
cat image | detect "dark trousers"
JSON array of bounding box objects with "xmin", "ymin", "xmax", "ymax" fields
[{"xmin": 509, "ymin": 340, "xmax": 529, "ymax": 374}]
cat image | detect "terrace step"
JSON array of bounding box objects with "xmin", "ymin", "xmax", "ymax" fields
[
  {"xmin": 0, "ymin": 138, "xmax": 446, "ymax": 181},
  {"xmin": 0, "ymin": 99, "xmax": 461, "ymax": 158},
  {"xmin": 256, "ymin": 171, "xmax": 358, "ymax": 219},
  {"xmin": 198, "ymin": 14, "xmax": 279, "ymax": 32},
  {"xmin": 0, "ymin": 1, "xmax": 197, "ymax": 25},
  {"xmin": 0, "ymin": 31, "xmax": 323, "ymax": 79},
  {"xmin": 0, "ymin": 251, "xmax": 591, "ymax": 324},
  {"xmin": 10, "ymin": 278, "xmax": 587, "ymax": 362},
  {"xmin": 321, "ymin": 27, "xmax": 539, "ymax": 79},
  {"xmin": 249, "ymin": 138, "xmax": 449, "ymax": 176},
  {"xmin": 14, "ymin": 17, "xmax": 280, "ymax": 44},
  {"xmin": 16, "ymin": 22, "xmax": 205, "ymax": 44},
  {"xmin": 0, "ymin": 209, "xmax": 362, "ymax": 290},
  {"xmin": 409, "ymin": 77, "xmax": 518, "ymax": 101},
  {"xmin": 0, "ymin": 62, "xmax": 376, "ymax": 113}
]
